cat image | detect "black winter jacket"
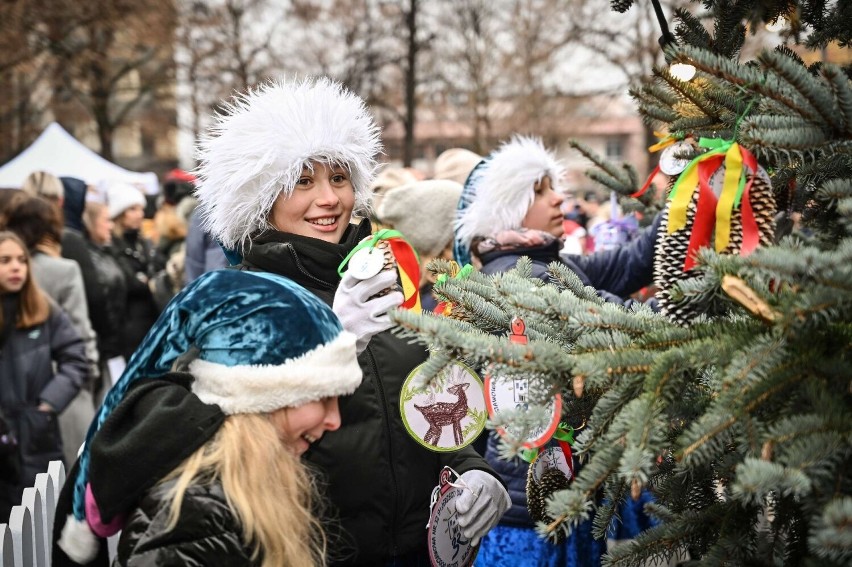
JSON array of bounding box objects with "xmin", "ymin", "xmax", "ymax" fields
[
  {"xmin": 110, "ymin": 230, "xmax": 162, "ymax": 358},
  {"xmin": 115, "ymin": 479, "xmax": 255, "ymax": 566},
  {"xmin": 239, "ymin": 219, "xmax": 498, "ymax": 566}
]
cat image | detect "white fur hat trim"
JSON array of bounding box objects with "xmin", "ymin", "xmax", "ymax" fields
[
  {"xmin": 189, "ymin": 330, "xmax": 362, "ymax": 414},
  {"xmin": 58, "ymin": 514, "xmax": 100, "ymax": 564},
  {"xmin": 194, "ymin": 76, "xmax": 382, "ymax": 252},
  {"xmin": 455, "ymin": 135, "xmax": 565, "ymax": 248}
]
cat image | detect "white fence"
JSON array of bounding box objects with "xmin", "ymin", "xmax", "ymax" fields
[{"xmin": 0, "ymin": 460, "xmax": 65, "ymax": 567}]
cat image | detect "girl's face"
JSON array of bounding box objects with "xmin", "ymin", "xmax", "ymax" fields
[
  {"xmin": 0, "ymin": 240, "xmax": 28, "ymax": 293},
  {"xmin": 269, "ymin": 162, "xmax": 355, "ymax": 243},
  {"xmin": 92, "ymin": 207, "xmax": 114, "ymax": 245},
  {"xmin": 270, "ymin": 397, "xmax": 342, "ymax": 456},
  {"xmin": 522, "ymin": 176, "xmax": 565, "ymax": 238},
  {"xmin": 117, "ymin": 205, "xmax": 145, "ymax": 231}
]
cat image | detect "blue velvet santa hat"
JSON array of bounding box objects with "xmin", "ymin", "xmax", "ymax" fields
[{"xmin": 58, "ymin": 269, "xmax": 361, "ymax": 563}]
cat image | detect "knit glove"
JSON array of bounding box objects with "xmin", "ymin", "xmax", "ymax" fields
[
  {"xmin": 333, "ymin": 269, "xmax": 404, "ymax": 354},
  {"xmin": 455, "ymin": 470, "xmax": 511, "ymax": 546}
]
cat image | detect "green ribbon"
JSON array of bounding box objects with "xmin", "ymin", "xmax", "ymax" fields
[
  {"xmin": 337, "ymin": 229, "xmax": 411, "ymax": 277},
  {"xmin": 436, "ymin": 263, "xmax": 474, "ymax": 285},
  {"xmin": 667, "ymin": 137, "xmax": 733, "ymax": 201},
  {"xmin": 519, "ymin": 423, "xmax": 574, "ymax": 463}
]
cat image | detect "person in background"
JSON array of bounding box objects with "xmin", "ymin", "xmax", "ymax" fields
[
  {"xmin": 106, "ymin": 182, "xmax": 163, "ymax": 359},
  {"xmin": 183, "ymin": 206, "xmax": 228, "ymax": 284},
  {"xmin": 366, "ymin": 166, "xmax": 420, "ymax": 228},
  {"xmin": 0, "ymin": 231, "xmax": 87, "ymax": 521},
  {"xmin": 150, "ymin": 170, "xmax": 199, "ymax": 309},
  {"xmin": 194, "ymin": 77, "xmax": 509, "ymax": 566},
  {"xmin": 81, "ymin": 201, "xmax": 127, "ymax": 404},
  {"xmin": 60, "ymin": 177, "xmax": 107, "ymax": 332},
  {"xmin": 454, "ymin": 135, "xmax": 662, "ymax": 566},
  {"xmin": 20, "ymin": 170, "xmax": 64, "ymax": 204},
  {"xmin": 2, "ymin": 193, "xmax": 99, "ymax": 466},
  {"xmin": 53, "ymin": 269, "xmax": 363, "ymax": 567},
  {"xmin": 375, "ymin": 179, "xmax": 463, "ymax": 312},
  {"xmin": 433, "ymin": 148, "xmax": 483, "ymax": 186}
]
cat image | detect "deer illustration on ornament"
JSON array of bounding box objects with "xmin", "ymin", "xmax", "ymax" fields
[{"xmin": 400, "ymin": 362, "xmax": 487, "ymax": 452}]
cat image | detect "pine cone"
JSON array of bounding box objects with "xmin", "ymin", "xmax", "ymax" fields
[
  {"xmin": 654, "ymin": 165, "xmax": 776, "ymax": 325},
  {"xmin": 527, "ymin": 465, "xmax": 572, "ymax": 543}
]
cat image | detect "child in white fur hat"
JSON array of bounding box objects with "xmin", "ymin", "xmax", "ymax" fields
[
  {"xmin": 192, "ymin": 77, "xmax": 508, "ymax": 566},
  {"xmin": 454, "ymin": 135, "xmax": 663, "ymax": 567}
]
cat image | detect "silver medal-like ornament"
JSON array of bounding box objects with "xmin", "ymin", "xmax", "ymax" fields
[
  {"xmin": 659, "ymin": 140, "xmax": 693, "ymax": 176},
  {"xmin": 347, "ymin": 246, "xmax": 385, "ymax": 280}
]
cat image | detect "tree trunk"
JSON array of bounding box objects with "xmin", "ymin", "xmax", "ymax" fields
[{"xmin": 402, "ymin": 0, "xmax": 417, "ymax": 167}]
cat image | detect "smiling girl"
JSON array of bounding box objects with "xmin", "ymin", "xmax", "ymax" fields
[
  {"xmin": 54, "ymin": 269, "xmax": 362, "ymax": 567},
  {"xmin": 0, "ymin": 230, "xmax": 88, "ymax": 520}
]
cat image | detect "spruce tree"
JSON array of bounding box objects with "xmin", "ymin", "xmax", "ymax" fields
[{"xmin": 391, "ymin": 1, "xmax": 851, "ymax": 565}]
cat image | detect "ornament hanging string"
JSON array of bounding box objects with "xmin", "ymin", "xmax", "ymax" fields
[{"xmin": 337, "ymin": 229, "xmax": 422, "ymax": 313}]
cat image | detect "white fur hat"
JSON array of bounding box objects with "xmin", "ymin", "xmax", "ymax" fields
[
  {"xmin": 377, "ymin": 179, "xmax": 463, "ymax": 257},
  {"xmin": 194, "ymin": 77, "xmax": 383, "ymax": 252},
  {"xmin": 106, "ymin": 182, "xmax": 147, "ymax": 219},
  {"xmin": 454, "ymin": 136, "xmax": 564, "ymax": 249}
]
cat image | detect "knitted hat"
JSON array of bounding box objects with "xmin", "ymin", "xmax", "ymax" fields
[
  {"xmin": 454, "ymin": 136, "xmax": 564, "ymax": 262},
  {"xmin": 369, "ymin": 166, "xmax": 420, "ymax": 212},
  {"xmin": 433, "ymin": 148, "xmax": 483, "ymax": 185},
  {"xmin": 377, "ymin": 180, "xmax": 463, "ymax": 257},
  {"xmin": 105, "ymin": 182, "xmax": 147, "ymax": 219},
  {"xmin": 194, "ymin": 76, "xmax": 382, "ymax": 252},
  {"xmin": 57, "ymin": 269, "xmax": 361, "ymax": 563}
]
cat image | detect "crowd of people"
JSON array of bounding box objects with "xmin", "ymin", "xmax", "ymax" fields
[{"xmin": 0, "ymin": 76, "xmax": 664, "ymax": 567}]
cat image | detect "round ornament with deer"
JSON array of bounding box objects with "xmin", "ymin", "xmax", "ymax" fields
[{"xmin": 400, "ymin": 362, "xmax": 487, "ymax": 452}]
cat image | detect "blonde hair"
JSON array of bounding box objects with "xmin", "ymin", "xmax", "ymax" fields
[
  {"xmin": 21, "ymin": 171, "xmax": 64, "ymax": 202},
  {"xmin": 162, "ymin": 413, "xmax": 325, "ymax": 567}
]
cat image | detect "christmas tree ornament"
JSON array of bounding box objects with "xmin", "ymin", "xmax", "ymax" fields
[
  {"xmin": 653, "ymin": 138, "xmax": 776, "ymax": 324},
  {"xmin": 525, "ymin": 427, "xmax": 575, "ymax": 544},
  {"xmin": 426, "ymin": 467, "xmax": 479, "ymax": 567},
  {"xmin": 338, "ymin": 229, "xmax": 422, "ymax": 312},
  {"xmin": 433, "ymin": 262, "xmax": 474, "ymax": 316},
  {"xmin": 400, "ymin": 362, "xmax": 487, "ymax": 452},
  {"xmin": 484, "ymin": 317, "xmax": 562, "ymax": 450},
  {"xmin": 658, "ymin": 140, "xmax": 694, "ymax": 176}
]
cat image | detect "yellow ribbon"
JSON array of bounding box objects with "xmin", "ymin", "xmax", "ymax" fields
[
  {"xmin": 714, "ymin": 143, "xmax": 744, "ymax": 251},
  {"xmin": 648, "ymin": 131, "xmax": 677, "ymax": 153}
]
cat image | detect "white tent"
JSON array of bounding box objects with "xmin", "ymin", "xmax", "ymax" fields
[{"xmin": 0, "ymin": 122, "xmax": 159, "ymax": 194}]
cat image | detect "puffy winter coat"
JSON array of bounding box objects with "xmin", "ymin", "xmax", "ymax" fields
[
  {"xmin": 480, "ymin": 214, "xmax": 662, "ymax": 303},
  {"xmin": 239, "ymin": 219, "xmax": 498, "ymax": 566},
  {"xmin": 115, "ymin": 479, "xmax": 255, "ymax": 566},
  {"xmin": 0, "ymin": 300, "xmax": 87, "ymax": 504},
  {"xmin": 110, "ymin": 230, "xmax": 162, "ymax": 358}
]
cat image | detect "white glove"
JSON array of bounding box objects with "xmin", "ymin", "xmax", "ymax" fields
[
  {"xmin": 454, "ymin": 470, "xmax": 511, "ymax": 546},
  {"xmin": 333, "ymin": 269, "xmax": 404, "ymax": 354}
]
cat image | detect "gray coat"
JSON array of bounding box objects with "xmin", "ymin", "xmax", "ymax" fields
[{"xmin": 31, "ymin": 253, "xmax": 99, "ymax": 464}]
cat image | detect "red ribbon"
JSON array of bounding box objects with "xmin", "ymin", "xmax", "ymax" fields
[
  {"xmin": 683, "ymin": 155, "xmax": 723, "ymax": 271},
  {"xmin": 387, "ymin": 237, "xmax": 421, "ymax": 312},
  {"xmin": 632, "ymin": 164, "xmax": 661, "ymax": 198}
]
